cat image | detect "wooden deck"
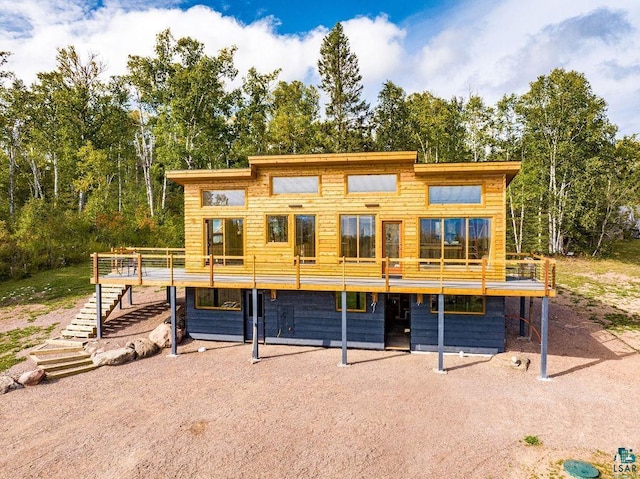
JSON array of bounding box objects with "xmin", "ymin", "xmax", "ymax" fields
[{"xmin": 91, "ymin": 249, "xmax": 555, "ymax": 297}]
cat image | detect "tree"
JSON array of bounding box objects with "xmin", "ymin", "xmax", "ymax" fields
[
  {"xmin": 268, "ymin": 80, "xmax": 320, "ymax": 154},
  {"xmin": 317, "ymin": 22, "xmax": 370, "ymax": 152},
  {"xmin": 518, "ymin": 68, "xmax": 617, "ymax": 254},
  {"xmin": 373, "ymin": 81, "xmax": 412, "ymax": 151},
  {"xmin": 463, "ymin": 94, "xmax": 493, "ymax": 162}
]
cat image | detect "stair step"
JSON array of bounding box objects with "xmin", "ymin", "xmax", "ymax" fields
[
  {"xmin": 65, "ymin": 324, "xmax": 96, "ymax": 332},
  {"xmin": 76, "ymin": 313, "xmax": 107, "ymax": 321},
  {"xmin": 73, "ymin": 319, "xmax": 97, "ymax": 326},
  {"xmin": 61, "ymin": 330, "xmax": 95, "ymax": 338},
  {"xmin": 41, "ymin": 357, "xmax": 94, "ymax": 372},
  {"xmin": 82, "ymin": 305, "xmax": 112, "ymax": 312},
  {"xmin": 32, "ymin": 352, "xmax": 90, "ymax": 366},
  {"xmin": 44, "ymin": 339, "xmax": 86, "ymax": 348},
  {"xmin": 44, "ymin": 363, "xmax": 98, "ymax": 380}
]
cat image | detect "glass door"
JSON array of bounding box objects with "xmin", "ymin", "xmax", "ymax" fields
[{"xmin": 382, "ymin": 221, "xmax": 402, "ymax": 276}]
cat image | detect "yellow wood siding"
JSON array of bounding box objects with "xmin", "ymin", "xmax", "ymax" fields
[{"xmin": 177, "ymin": 154, "xmax": 515, "ymax": 282}]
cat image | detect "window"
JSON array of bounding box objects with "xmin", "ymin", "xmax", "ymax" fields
[
  {"xmin": 272, "ymin": 176, "xmax": 319, "ymax": 194},
  {"xmin": 195, "ymin": 288, "xmax": 242, "ymax": 310},
  {"xmin": 294, "ymin": 215, "xmax": 315, "ymax": 263},
  {"xmin": 430, "ymin": 295, "xmax": 485, "ymax": 314},
  {"xmin": 419, "ymin": 218, "xmax": 491, "ymax": 265},
  {"xmin": 347, "ymin": 174, "xmax": 396, "ymax": 193},
  {"xmin": 340, "ymin": 215, "xmax": 375, "ymax": 259},
  {"xmin": 267, "ymin": 215, "xmax": 288, "ymax": 243},
  {"xmin": 205, "ymin": 218, "xmax": 244, "ymax": 265},
  {"xmin": 336, "ymin": 292, "xmax": 367, "ymax": 312},
  {"xmin": 429, "ymin": 185, "xmax": 482, "ymax": 204},
  {"xmin": 202, "ymin": 190, "xmax": 245, "ymax": 206}
]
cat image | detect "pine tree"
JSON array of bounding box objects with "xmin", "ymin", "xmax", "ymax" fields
[{"xmin": 317, "ymin": 23, "xmax": 370, "ymax": 152}]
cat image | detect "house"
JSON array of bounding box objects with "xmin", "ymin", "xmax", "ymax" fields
[{"xmin": 91, "ymin": 151, "xmax": 556, "ymax": 376}]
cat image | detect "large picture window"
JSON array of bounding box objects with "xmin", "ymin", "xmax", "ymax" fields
[
  {"xmin": 205, "ymin": 218, "xmax": 244, "ymax": 265},
  {"xmin": 419, "ymin": 218, "xmax": 490, "ymax": 265},
  {"xmin": 195, "ymin": 288, "xmax": 242, "ymax": 310},
  {"xmin": 294, "ymin": 215, "xmax": 316, "ymax": 263},
  {"xmin": 430, "ymin": 295, "xmax": 485, "ymax": 314},
  {"xmin": 340, "ymin": 215, "xmax": 375, "ymax": 259}
]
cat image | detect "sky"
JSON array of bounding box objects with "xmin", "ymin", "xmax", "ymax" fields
[{"xmin": 1, "ymin": 0, "xmax": 639, "ymax": 136}]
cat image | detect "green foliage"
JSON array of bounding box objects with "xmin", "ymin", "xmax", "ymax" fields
[
  {"xmin": 0, "ymin": 323, "xmax": 58, "ymax": 372},
  {"xmin": 0, "ymin": 262, "xmax": 94, "ymax": 307},
  {"xmin": 523, "ymin": 435, "xmax": 542, "ymax": 446},
  {"xmin": 317, "ymin": 22, "xmax": 371, "ymax": 152}
]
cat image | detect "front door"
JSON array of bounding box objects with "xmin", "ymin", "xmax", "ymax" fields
[
  {"xmin": 382, "ymin": 221, "xmax": 402, "ymax": 276},
  {"xmin": 384, "ymin": 294, "xmax": 411, "ymax": 350}
]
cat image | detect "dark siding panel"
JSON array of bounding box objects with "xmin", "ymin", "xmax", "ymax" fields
[
  {"xmin": 411, "ymin": 296, "xmax": 505, "ymax": 353},
  {"xmin": 185, "ymin": 288, "xmax": 245, "ymax": 341},
  {"xmin": 264, "ymin": 291, "xmax": 384, "ymax": 349}
]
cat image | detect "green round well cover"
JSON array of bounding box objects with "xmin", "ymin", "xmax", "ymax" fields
[{"xmin": 563, "ymin": 460, "xmax": 600, "ymax": 478}]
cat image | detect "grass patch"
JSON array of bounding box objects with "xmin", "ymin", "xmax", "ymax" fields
[
  {"xmin": 0, "ymin": 323, "xmax": 59, "ymax": 372},
  {"xmin": 523, "ymin": 435, "xmax": 542, "ymax": 447},
  {"xmin": 0, "ymin": 262, "xmax": 94, "ymax": 309}
]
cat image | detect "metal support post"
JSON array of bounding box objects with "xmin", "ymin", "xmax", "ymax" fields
[
  {"xmin": 340, "ymin": 290, "xmax": 348, "ymax": 366},
  {"xmin": 170, "ymin": 286, "xmax": 177, "ymax": 356},
  {"xmin": 252, "ymin": 288, "xmax": 259, "ymax": 362},
  {"xmin": 539, "ymin": 296, "xmax": 549, "ymax": 380},
  {"xmin": 437, "ymin": 293, "xmax": 445, "ymax": 373}
]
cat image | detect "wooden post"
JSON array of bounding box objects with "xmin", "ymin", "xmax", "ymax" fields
[
  {"xmin": 96, "ymin": 283, "xmax": 103, "ymax": 339},
  {"xmin": 93, "ymin": 253, "xmax": 99, "ymax": 284},
  {"xmin": 209, "ymin": 254, "xmax": 214, "ymax": 287},
  {"xmin": 481, "ymin": 257, "xmax": 487, "ymax": 295},
  {"xmin": 385, "ymin": 258, "xmax": 389, "ymax": 292},
  {"xmin": 252, "ymin": 255, "xmax": 256, "ymax": 289},
  {"xmin": 340, "ymin": 290, "xmax": 348, "ymax": 366},
  {"xmin": 169, "ymin": 286, "xmax": 178, "ymax": 356},
  {"xmin": 137, "ymin": 253, "xmax": 142, "ymax": 285},
  {"xmin": 169, "ymin": 254, "xmax": 174, "ymax": 286},
  {"xmin": 252, "ymin": 287, "xmax": 259, "ymax": 362},
  {"xmin": 543, "ymin": 259, "xmax": 549, "ymax": 296},
  {"xmin": 295, "ymin": 256, "xmax": 300, "ymax": 289},
  {"xmin": 539, "ymin": 296, "xmax": 549, "ymax": 380},
  {"xmin": 128, "ymin": 285, "xmax": 133, "ymax": 306},
  {"xmin": 342, "ymin": 257, "xmax": 346, "ymax": 290}
]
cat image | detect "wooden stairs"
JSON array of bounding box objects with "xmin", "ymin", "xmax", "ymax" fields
[
  {"xmin": 29, "ymin": 339, "xmax": 97, "ymax": 380},
  {"xmin": 28, "ymin": 285, "xmax": 131, "ymax": 380},
  {"xmin": 60, "ymin": 284, "xmax": 131, "ymax": 339}
]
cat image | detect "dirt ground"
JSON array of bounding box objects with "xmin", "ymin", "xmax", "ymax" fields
[{"xmin": 0, "ymin": 287, "xmax": 638, "ymax": 479}]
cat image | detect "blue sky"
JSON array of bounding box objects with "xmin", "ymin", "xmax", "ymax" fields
[{"xmin": 1, "ymin": 0, "xmax": 639, "ymax": 135}]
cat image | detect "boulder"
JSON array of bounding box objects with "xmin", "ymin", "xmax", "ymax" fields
[
  {"xmin": 92, "ymin": 347, "xmax": 136, "ymax": 367},
  {"xmin": 149, "ymin": 323, "xmax": 184, "ymax": 349},
  {"xmin": 0, "ymin": 375, "xmax": 23, "ymax": 394},
  {"xmin": 126, "ymin": 338, "xmax": 160, "ymax": 359},
  {"xmin": 18, "ymin": 368, "xmax": 45, "ymax": 386}
]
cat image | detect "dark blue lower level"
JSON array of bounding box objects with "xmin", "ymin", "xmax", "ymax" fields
[{"xmin": 185, "ymin": 289, "xmax": 505, "ymax": 354}]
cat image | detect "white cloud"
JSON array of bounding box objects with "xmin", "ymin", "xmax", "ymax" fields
[{"xmin": 1, "ymin": 0, "xmax": 640, "ymax": 135}]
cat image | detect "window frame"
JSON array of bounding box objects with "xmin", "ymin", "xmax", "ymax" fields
[
  {"xmin": 335, "ymin": 292, "xmax": 367, "ymax": 313},
  {"xmin": 271, "ymin": 175, "xmax": 320, "ymax": 195},
  {"xmin": 419, "ymin": 217, "xmax": 491, "ymax": 266},
  {"xmin": 201, "ymin": 189, "xmax": 246, "ymax": 207},
  {"xmin": 430, "ymin": 295, "xmax": 486, "ymax": 315},
  {"xmin": 339, "ymin": 214, "xmax": 376, "ymax": 260},
  {"xmin": 428, "ymin": 185, "xmax": 483, "ymax": 205},
  {"xmin": 204, "ymin": 217, "xmax": 245, "ymax": 265},
  {"xmin": 346, "ymin": 174, "xmax": 398, "ymax": 194},
  {"xmin": 195, "ymin": 288, "xmax": 242, "ymax": 310},
  {"xmin": 266, "ymin": 214, "xmax": 289, "ymax": 244}
]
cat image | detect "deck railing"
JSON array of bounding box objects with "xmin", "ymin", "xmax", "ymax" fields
[{"xmin": 92, "ymin": 248, "xmax": 556, "ymax": 295}]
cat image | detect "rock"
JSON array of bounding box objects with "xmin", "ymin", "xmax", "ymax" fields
[
  {"xmin": 125, "ymin": 338, "xmax": 160, "ymax": 359},
  {"xmin": 492, "ymin": 353, "xmax": 530, "ymax": 371},
  {"xmin": 149, "ymin": 323, "xmax": 185, "ymax": 349},
  {"xmin": 0, "ymin": 375, "xmax": 23, "ymax": 394},
  {"xmin": 18, "ymin": 369, "xmax": 45, "ymax": 386},
  {"xmin": 92, "ymin": 347, "xmax": 136, "ymax": 367}
]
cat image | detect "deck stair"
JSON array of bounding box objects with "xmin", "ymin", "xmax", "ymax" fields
[
  {"xmin": 29, "ymin": 339, "xmax": 97, "ymax": 380},
  {"xmin": 60, "ymin": 285, "xmax": 130, "ymax": 339}
]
